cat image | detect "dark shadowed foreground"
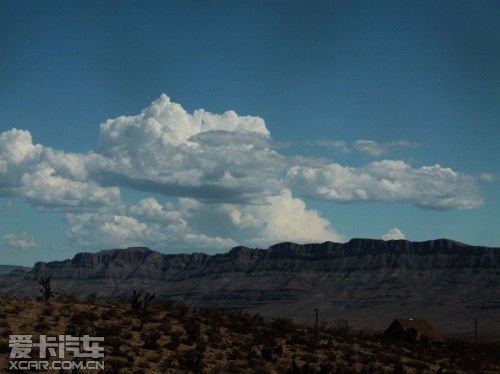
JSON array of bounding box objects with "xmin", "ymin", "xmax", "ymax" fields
[{"xmin": 1, "ymin": 297, "xmax": 499, "ymax": 373}]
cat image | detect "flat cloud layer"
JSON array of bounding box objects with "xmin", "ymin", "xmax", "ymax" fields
[
  {"xmin": 354, "ymin": 140, "xmax": 419, "ymax": 156},
  {"xmin": 286, "ymin": 160, "xmax": 482, "ymax": 210},
  {"xmin": 0, "ymin": 94, "xmax": 484, "ymax": 250}
]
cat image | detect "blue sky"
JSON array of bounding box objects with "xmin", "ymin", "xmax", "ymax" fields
[{"xmin": 1, "ymin": 1, "xmax": 499, "ymax": 266}]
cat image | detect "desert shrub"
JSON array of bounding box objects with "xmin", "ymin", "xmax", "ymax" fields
[
  {"xmin": 131, "ymin": 318, "xmax": 146, "ymax": 332},
  {"xmin": 105, "ymin": 335, "xmax": 124, "ymax": 356},
  {"xmin": 35, "ymin": 320, "xmax": 51, "ymax": 331},
  {"xmin": 332, "ymin": 318, "xmax": 350, "ymax": 338},
  {"xmin": 224, "ymin": 310, "xmax": 255, "ymax": 334},
  {"xmin": 39, "ymin": 276, "xmax": 56, "ymax": 301},
  {"xmin": 0, "ymin": 339, "xmax": 10, "ymax": 354},
  {"xmin": 175, "ymin": 303, "xmax": 189, "ymax": 321},
  {"xmin": 178, "ymin": 347, "xmax": 205, "ymax": 373},
  {"xmin": 130, "ymin": 290, "xmax": 155, "ymax": 314},
  {"xmin": 229, "ymin": 347, "xmax": 245, "ymax": 360},
  {"xmin": 211, "ymin": 361, "xmax": 232, "ymax": 373},
  {"xmin": 137, "ymin": 360, "xmax": 152, "ymax": 369},
  {"xmin": 120, "ymin": 330, "xmax": 132, "ymax": 340},
  {"xmin": 198, "ymin": 307, "xmax": 225, "ymax": 327},
  {"xmin": 158, "ymin": 320, "xmax": 172, "ymax": 335},
  {"xmin": 184, "ymin": 320, "xmax": 202, "ymax": 342},
  {"xmin": 166, "ymin": 330, "xmax": 182, "ymax": 351},
  {"xmin": 301, "ymin": 361, "xmax": 315, "ymax": 374},
  {"xmin": 247, "ymin": 359, "xmax": 273, "ymax": 374},
  {"xmin": 215, "ymin": 350, "xmax": 225, "ymax": 361},
  {"xmin": 65, "ymin": 322, "xmax": 80, "ymax": 336},
  {"xmin": 142, "ymin": 330, "xmax": 162, "ymax": 349},
  {"xmin": 253, "ymin": 327, "xmax": 276, "ymax": 347},
  {"xmin": 325, "ymin": 349, "xmax": 337, "ymax": 364},
  {"xmin": 274, "ymin": 344, "xmax": 284, "ymax": 356},
  {"xmin": 55, "ymin": 292, "xmax": 79, "ymax": 304},
  {"xmin": 318, "ymin": 362, "xmax": 336, "ymax": 374},
  {"xmin": 196, "ymin": 340, "xmax": 207, "ymax": 355},
  {"xmin": 252, "ymin": 313, "xmax": 266, "ymax": 325},
  {"xmin": 160, "ymin": 355, "xmax": 178, "ymax": 370},
  {"xmin": 101, "ymin": 307, "xmax": 118, "ymax": 320},
  {"xmin": 409, "ymin": 360, "xmax": 429, "ymax": 372},
  {"xmin": 393, "ymin": 361, "xmax": 406, "ymax": 374},
  {"xmin": 288, "ymin": 329, "xmax": 312, "ymax": 346},
  {"xmin": 41, "ymin": 306, "xmax": 52, "ymax": 316},
  {"xmin": 131, "ymin": 346, "xmax": 140, "ymax": 356},
  {"xmin": 6, "ymin": 304, "xmax": 23, "ymax": 314},
  {"xmin": 85, "ymin": 292, "xmax": 98, "ymax": 303},
  {"xmin": 333, "ymin": 364, "xmax": 357, "ymax": 374},
  {"xmin": 302, "ymin": 352, "xmax": 319, "ymax": 364},
  {"xmin": 261, "ymin": 345, "xmax": 273, "ymax": 362},
  {"xmin": 207, "ymin": 326, "xmax": 221, "ymax": 346},
  {"xmin": 105, "ymin": 356, "xmax": 130, "ymax": 373},
  {"xmin": 95, "ymin": 322, "xmax": 122, "ymax": 337},
  {"xmin": 285, "ymin": 352, "xmax": 297, "ymax": 373},
  {"xmin": 271, "ymin": 317, "xmax": 296, "ymax": 336},
  {"xmin": 322, "ymin": 339, "xmax": 334, "ymax": 349},
  {"xmin": 70, "ymin": 310, "xmax": 99, "ymax": 325},
  {"xmin": 59, "ymin": 307, "xmax": 71, "ymax": 318},
  {"xmin": 341, "ymin": 346, "xmax": 357, "ymax": 365}
]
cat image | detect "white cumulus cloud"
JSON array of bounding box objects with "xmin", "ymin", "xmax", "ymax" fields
[
  {"xmin": 65, "ymin": 197, "xmax": 238, "ymax": 250},
  {"xmin": 0, "ymin": 94, "xmax": 486, "ymax": 251},
  {"xmin": 0, "ymin": 129, "xmax": 42, "ymax": 168},
  {"xmin": 256, "ymin": 189, "xmax": 344, "ymax": 244},
  {"xmin": 4, "ymin": 231, "xmax": 38, "ymax": 249},
  {"xmin": 21, "ymin": 165, "xmax": 121, "ymax": 211},
  {"xmin": 92, "ymin": 94, "xmax": 284, "ymax": 204},
  {"xmin": 0, "ymin": 128, "xmax": 120, "ymax": 210},
  {"xmin": 286, "ymin": 160, "xmax": 482, "ymax": 210},
  {"xmin": 381, "ymin": 228, "xmax": 406, "ymax": 241},
  {"xmin": 220, "ymin": 189, "xmax": 344, "ymax": 246}
]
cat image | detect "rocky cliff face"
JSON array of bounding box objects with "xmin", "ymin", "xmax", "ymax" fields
[{"xmin": 1, "ymin": 239, "xmax": 498, "ymax": 337}]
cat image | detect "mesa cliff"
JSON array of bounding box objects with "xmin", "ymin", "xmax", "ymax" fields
[{"xmin": 1, "ymin": 238, "xmax": 498, "ymax": 338}]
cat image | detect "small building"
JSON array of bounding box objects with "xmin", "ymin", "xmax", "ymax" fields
[{"xmin": 383, "ymin": 318, "xmax": 443, "ymax": 342}]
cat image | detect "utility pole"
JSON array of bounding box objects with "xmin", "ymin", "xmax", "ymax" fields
[
  {"xmin": 314, "ymin": 308, "xmax": 319, "ymax": 333},
  {"xmin": 475, "ymin": 316, "xmax": 478, "ymax": 344}
]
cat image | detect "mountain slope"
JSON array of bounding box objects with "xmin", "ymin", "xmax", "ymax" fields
[
  {"xmin": 0, "ymin": 239, "xmax": 498, "ymax": 337},
  {"xmin": 0, "ymin": 265, "xmax": 31, "ymax": 276}
]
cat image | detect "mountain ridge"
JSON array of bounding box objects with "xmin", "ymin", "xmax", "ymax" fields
[
  {"xmin": 28, "ymin": 237, "xmax": 500, "ymax": 272},
  {"xmin": 0, "ymin": 265, "xmax": 31, "ymax": 276},
  {"xmin": 1, "ymin": 238, "xmax": 498, "ymax": 337}
]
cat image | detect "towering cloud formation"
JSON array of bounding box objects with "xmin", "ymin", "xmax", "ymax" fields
[
  {"xmin": 93, "ymin": 94, "xmax": 283, "ymax": 204},
  {"xmin": 0, "ymin": 94, "xmax": 484, "ymax": 250}
]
